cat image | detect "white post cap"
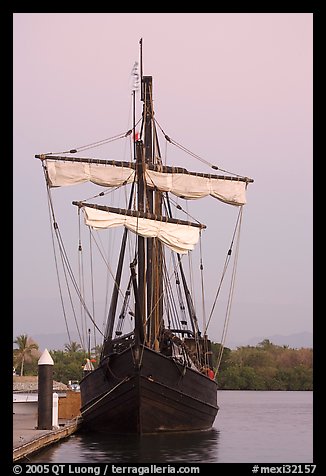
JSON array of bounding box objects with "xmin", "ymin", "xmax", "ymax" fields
[{"xmin": 38, "ymin": 348, "xmax": 54, "ymax": 365}]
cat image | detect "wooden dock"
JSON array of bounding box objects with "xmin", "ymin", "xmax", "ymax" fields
[
  {"xmin": 13, "ymin": 413, "xmax": 82, "ymax": 462},
  {"xmin": 13, "ymin": 390, "xmax": 83, "ymax": 461}
]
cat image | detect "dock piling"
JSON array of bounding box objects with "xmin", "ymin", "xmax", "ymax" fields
[{"xmin": 37, "ymin": 349, "xmax": 54, "ymax": 430}]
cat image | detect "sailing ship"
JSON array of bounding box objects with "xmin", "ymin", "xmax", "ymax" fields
[{"xmin": 36, "ymin": 40, "xmax": 253, "ymax": 434}]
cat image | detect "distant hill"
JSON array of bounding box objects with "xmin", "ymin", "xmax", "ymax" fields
[{"xmin": 227, "ymin": 331, "xmax": 313, "ymax": 350}]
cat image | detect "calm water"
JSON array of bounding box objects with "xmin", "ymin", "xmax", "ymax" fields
[{"xmin": 28, "ymin": 391, "xmax": 313, "ymax": 463}]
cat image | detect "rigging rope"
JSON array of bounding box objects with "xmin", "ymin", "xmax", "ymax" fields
[
  {"xmin": 88, "ymin": 228, "xmax": 132, "ymax": 311},
  {"xmin": 162, "ymin": 194, "xmax": 203, "ymax": 226},
  {"xmin": 89, "ymin": 227, "xmax": 97, "ymax": 350},
  {"xmin": 78, "ymin": 209, "xmax": 87, "ymax": 349},
  {"xmin": 81, "ymin": 377, "xmax": 130, "ymax": 416},
  {"xmin": 41, "ymin": 125, "xmax": 141, "ymax": 157},
  {"xmin": 44, "ymin": 181, "xmax": 72, "ymax": 347},
  {"xmin": 154, "ymin": 117, "xmax": 247, "ymax": 178},
  {"xmin": 199, "ymin": 231, "xmax": 207, "ymax": 337},
  {"xmin": 205, "ymin": 206, "xmax": 243, "ymax": 333},
  {"xmin": 214, "ymin": 206, "xmax": 244, "ymax": 376},
  {"xmin": 43, "ymin": 166, "xmax": 86, "ymax": 348},
  {"xmin": 43, "ymin": 165, "xmax": 105, "ymax": 342}
]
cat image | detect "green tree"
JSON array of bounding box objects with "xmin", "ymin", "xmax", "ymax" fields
[
  {"xmin": 217, "ymin": 366, "xmax": 245, "ymax": 389},
  {"xmin": 216, "ymin": 340, "xmax": 313, "ymax": 391},
  {"xmin": 50, "ymin": 348, "xmax": 88, "ymax": 384},
  {"xmin": 210, "ymin": 342, "xmax": 231, "ymax": 371},
  {"xmin": 13, "ymin": 334, "xmax": 39, "ymax": 376},
  {"xmin": 64, "ymin": 341, "xmax": 83, "ymax": 353},
  {"xmin": 257, "ymin": 339, "xmax": 273, "ymax": 349}
]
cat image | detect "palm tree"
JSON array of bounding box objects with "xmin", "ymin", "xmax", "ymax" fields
[
  {"xmin": 64, "ymin": 341, "xmax": 82, "ymax": 353},
  {"xmin": 13, "ymin": 334, "xmax": 39, "ymax": 376}
]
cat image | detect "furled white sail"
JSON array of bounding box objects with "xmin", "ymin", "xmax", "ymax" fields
[
  {"xmin": 145, "ymin": 169, "xmax": 247, "ymax": 206},
  {"xmin": 45, "ymin": 158, "xmax": 247, "ymax": 206},
  {"xmin": 45, "ymin": 159, "xmax": 135, "ymax": 188},
  {"xmin": 82, "ymin": 206, "xmax": 201, "ymax": 254}
]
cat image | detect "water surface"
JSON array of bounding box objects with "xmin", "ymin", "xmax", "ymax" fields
[{"xmin": 28, "ymin": 390, "xmax": 313, "ymax": 463}]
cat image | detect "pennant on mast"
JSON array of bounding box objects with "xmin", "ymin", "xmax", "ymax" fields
[{"xmin": 131, "ymin": 61, "xmax": 140, "ymax": 92}]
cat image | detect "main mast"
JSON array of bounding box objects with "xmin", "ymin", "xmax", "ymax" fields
[
  {"xmin": 144, "ymin": 75, "xmax": 163, "ymax": 350},
  {"xmin": 136, "ymin": 39, "xmax": 163, "ymax": 350}
]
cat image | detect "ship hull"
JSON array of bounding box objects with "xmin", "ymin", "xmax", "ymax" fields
[{"xmin": 79, "ymin": 345, "xmax": 218, "ymax": 434}]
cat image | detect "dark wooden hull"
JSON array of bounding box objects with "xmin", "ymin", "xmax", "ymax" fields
[{"xmin": 79, "ymin": 345, "xmax": 218, "ymax": 434}]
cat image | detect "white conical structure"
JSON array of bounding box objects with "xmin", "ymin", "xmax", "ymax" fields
[
  {"xmin": 38, "ymin": 348, "xmax": 54, "ymax": 366},
  {"xmin": 83, "ymin": 358, "xmax": 95, "ymax": 371}
]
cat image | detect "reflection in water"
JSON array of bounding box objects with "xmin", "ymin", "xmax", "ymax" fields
[{"xmin": 30, "ymin": 428, "xmax": 220, "ymax": 463}]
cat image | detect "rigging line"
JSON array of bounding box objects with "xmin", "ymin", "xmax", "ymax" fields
[
  {"xmin": 112, "ymin": 145, "xmax": 137, "ymax": 337},
  {"xmin": 44, "ymin": 182, "xmax": 72, "ymax": 346},
  {"xmin": 160, "ymin": 252, "xmax": 175, "ymax": 331},
  {"xmin": 78, "ymin": 209, "xmax": 87, "ymax": 349},
  {"xmin": 56, "ymin": 227, "xmax": 86, "ymax": 350},
  {"xmin": 153, "ymin": 118, "xmax": 211, "ymax": 167},
  {"xmin": 75, "ymin": 133, "xmax": 128, "ymax": 152},
  {"xmin": 88, "ymin": 227, "xmax": 133, "ymax": 315},
  {"xmin": 162, "ymin": 194, "xmax": 200, "ymax": 346},
  {"xmin": 53, "ymin": 208, "xmax": 102, "ymax": 340},
  {"xmin": 164, "ymin": 269, "xmax": 197, "ymax": 363},
  {"xmin": 144, "ymin": 250, "xmax": 189, "ymax": 338},
  {"xmin": 142, "ymin": 252, "xmax": 171, "ymax": 329},
  {"xmin": 102, "ymin": 197, "xmax": 120, "ymax": 331},
  {"xmin": 101, "ymin": 229, "xmax": 111, "ymax": 332},
  {"xmin": 125, "ymin": 98, "xmax": 141, "ymax": 163},
  {"xmin": 164, "ymin": 194, "xmax": 203, "ymax": 226},
  {"xmin": 43, "ymin": 131, "xmax": 131, "ymax": 157},
  {"xmin": 57, "ymin": 229, "xmax": 105, "ymax": 338},
  {"xmin": 45, "ymin": 213, "xmax": 104, "ymax": 343},
  {"xmin": 139, "ymin": 339, "xmax": 147, "ymax": 367},
  {"xmin": 184, "ymin": 200, "xmax": 197, "ymax": 315},
  {"xmin": 163, "ymin": 131, "xmax": 168, "ymax": 167},
  {"xmin": 44, "ymin": 179, "xmax": 87, "ymax": 348},
  {"xmin": 43, "ymin": 167, "xmax": 85, "ymax": 346},
  {"xmin": 154, "ymin": 117, "xmax": 246, "ymax": 177},
  {"xmin": 80, "ymin": 377, "xmax": 130, "ymax": 416},
  {"xmin": 205, "ymin": 206, "xmax": 242, "ymax": 334},
  {"xmin": 188, "ymin": 240, "xmax": 196, "ymax": 312},
  {"xmin": 199, "ymin": 230, "xmax": 207, "ymax": 336},
  {"xmin": 77, "ymin": 174, "xmax": 134, "ymax": 203},
  {"xmin": 148, "ymin": 85, "xmax": 162, "ymax": 164},
  {"xmin": 115, "ymin": 277, "xmax": 132, "ymax": 335},
  {"xmin": 215, "ymin": 206, "xmax": 243, "ymax": 376},
  {"xmin": 163, "ymin": 256, "xmax": 182, "ymax": 332},
  {"xmin": 170, "ymin": 253, "xmax": 187, "ymax": 322},
  {"xmin": 89, "ymin": 227, "xmax": 97, "ymax": 350},
  {"xmin": 44, "ymin": 183, "xmax": 104, "ymax": 339}
]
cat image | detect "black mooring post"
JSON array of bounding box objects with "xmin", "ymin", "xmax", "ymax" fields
[{"xmin": 37, "ymin": 349, "xmax": 54, "ymax": 430}]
